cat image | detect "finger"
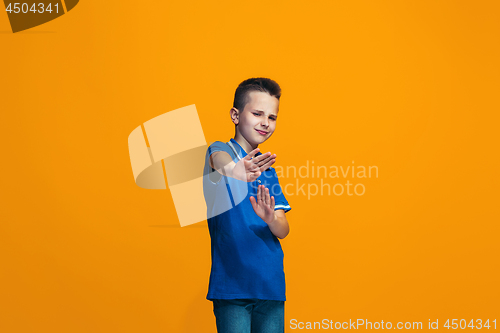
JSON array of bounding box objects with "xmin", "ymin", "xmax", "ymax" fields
[
  {"xmin": 264, "ymin": 187, "xmax": 270, "ymax": 206},
  {"xmin": 258, "ymin": 185, "xmax": 264, "ymax": 204},
  {"xmin": 246, "ymin": 160, "xmax": 261, "ymax": 172},
  {"xmin": 249, "ymin": 196, "xmax": 257, "ymax": 210},
  {"xmin": 251, "ymin": 152, "xmax": 272, "ymax": 164},
  {"xmin": 244, "ymin": 148, "xmax": 261, "ymax": 160},
  {"xmin": 254, "ymin": 154, "xmax": 276, "ymax": 167},
  {"xmin": 259, "ymin": 158, "xmax": 276, "ymax": 172},
  {"xmin": 260, "ymin": 185, "xmax": 266, "ymax": 204},
  {"xmin": 270, "ymin": 196, "xmax": 275, "ymax": 209}
]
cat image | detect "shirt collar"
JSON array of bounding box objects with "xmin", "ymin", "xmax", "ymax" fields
[{"xmin": 229, "ymin": 138, "xmax": 262, "ymax": 159}]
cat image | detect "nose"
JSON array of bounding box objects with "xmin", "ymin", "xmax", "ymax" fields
[{"xmin": 261, "ymin": 117, "xmax": 269, "ymax": 128}]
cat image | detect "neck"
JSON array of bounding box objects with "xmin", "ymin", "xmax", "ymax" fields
[{"xmin": 233, "ymin": 131, "xmax": 257, "ymax": 153}]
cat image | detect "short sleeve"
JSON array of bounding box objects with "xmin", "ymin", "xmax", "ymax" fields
[
  {"xmin": 205, "ymin": 141, "xmax": 234, "ymax": 184},
  {"xmin": 207, "ymin": 141, "xmax": 233, "ymax": 158},
  {"xmin": 268, "ymin": 168, "xmax": 291, "ymax": 213}
]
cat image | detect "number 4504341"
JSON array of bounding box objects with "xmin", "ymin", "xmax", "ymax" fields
[
  {"xmin": 444, "ymin": 319, "xmax": 496, "ymax": 329},
  {"xmin": 6, "ymin": 3, "xmax": 59, "ymax": 14}
]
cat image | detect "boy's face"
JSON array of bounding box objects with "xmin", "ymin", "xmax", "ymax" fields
[{"xmin": 233, "ymin": 91, "xmax": 280, "ymax": 147}]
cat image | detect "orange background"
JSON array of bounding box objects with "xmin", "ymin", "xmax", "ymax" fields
[{"xmin": 1, "ymin": 1, "xmax": 499, "ymax": 332}]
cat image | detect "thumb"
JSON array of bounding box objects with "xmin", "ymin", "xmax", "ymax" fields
[{"xmin": 249, "ymin": 196, "xmax": 257, "ymax": 210}]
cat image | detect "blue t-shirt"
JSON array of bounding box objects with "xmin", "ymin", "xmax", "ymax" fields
[{"xmin": 203, "ymin": 138, "xmax": 291, "ymax": 301}]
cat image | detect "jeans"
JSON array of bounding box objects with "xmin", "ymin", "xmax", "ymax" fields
[{"xmin": 212, "ymin": 298, "xmax": 285, "ymax": 333}]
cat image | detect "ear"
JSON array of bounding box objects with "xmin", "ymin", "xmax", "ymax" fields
[{"xmin": 230, "ymin": 107, "xmax": 240, "ymax": 125}]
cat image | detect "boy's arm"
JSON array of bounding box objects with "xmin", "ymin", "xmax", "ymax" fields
[
  {"xmin": 250, "ymin": 185, "xmax": 290, "ymax": 239},
  {"xmin": 267, "ymin": 209, "xmax": 289, "ymax": 239},
  {"xmin": 209, "ymin": 151, "xmax": 236, "ymax": 178},
  {"xmin": 209, "ymin": 149, "xmax": 276, "ymax": 182}
]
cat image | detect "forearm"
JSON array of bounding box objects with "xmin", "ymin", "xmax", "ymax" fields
[
  {"xmin": 267, "ymin": 213, "xmax": 289, "ymax": 239},
  {"xmin": 211, "ymin": 152, "xmax": 237, "ymax": 178},
  {"xmin": 219, "ymin": 161, "xmax": 237, "ymax": 179}
]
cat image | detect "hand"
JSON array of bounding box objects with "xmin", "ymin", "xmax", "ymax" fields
[
  {"xmin": 249, "ymin": 185, "xmax": 276, "ymax": 225},
  {"xmin": 232, "ymin": 148, "xmax": 276, "ymax": 182}
]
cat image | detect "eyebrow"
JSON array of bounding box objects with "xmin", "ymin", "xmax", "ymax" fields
[{"xmin": 252, "ymin": 109, "xmax": 278, "ymax": 117}]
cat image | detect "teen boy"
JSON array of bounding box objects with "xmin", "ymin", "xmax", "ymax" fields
[{"xmin": 203, "ymin": 77, "xmax": 291, "ymax": 333}]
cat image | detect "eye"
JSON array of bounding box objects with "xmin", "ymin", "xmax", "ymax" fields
[
  {"xmin": 253, "ymin": 112, "xmax": 260, "ymax": 116},
  {"xmin": 270, "ymin": 117, "xmax": 277, "ymax": 121}
]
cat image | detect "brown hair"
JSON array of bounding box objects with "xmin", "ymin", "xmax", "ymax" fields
[{"xmin": 233, "ymin": 77, "xmax": 281, "ymax": 112}]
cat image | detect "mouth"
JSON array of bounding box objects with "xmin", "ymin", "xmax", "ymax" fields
[{"xmin": 255, "ymin": 129, "xmax": 268, "ymax": 135}]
